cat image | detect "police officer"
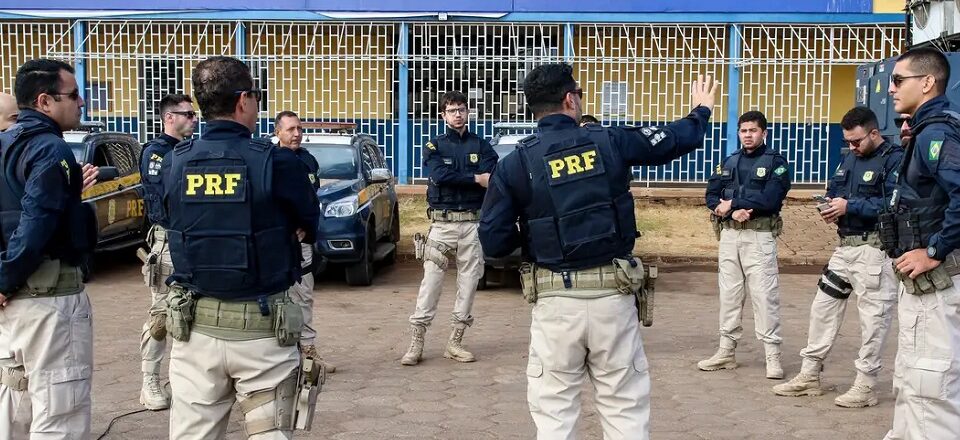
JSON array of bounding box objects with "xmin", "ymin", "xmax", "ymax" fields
[
  {"xmin": 163, "ymin": 56, "xmax": 320, "ymax": 439},
  {"xmin": 479, "ymin": 63, "xmax": 717, "ymax": 439},
  {"xmin": 773, "ymin": 106, "xmax": 900, "ymax": 407},
  {"xmin": 881, "ymin": 47, "xmax": 960, "ymax": 440},
  {"xmin": 274, "ymin": 110, "xmax": 336, "ymax": 374},
  {"xmin": 0, "ymin": 59, "xmax": 99, "ymax": 439},
  {"xmin": 401, "ymin": 91, "xmax": 497, "ymax": 366},
  {"xmin": 0, "ymin": 93, "xmax": 17, "ymax": 131},
  {"xmin": 136, "ymin": 93, "xmax": 196, "ymax": 411},
  {"xmin": 700, "ymin": 111, "xmax": 791, "ymax": 379}
]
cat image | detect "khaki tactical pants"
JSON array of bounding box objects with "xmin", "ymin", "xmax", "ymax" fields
[
  {"xmin": 883, "ymin": 276, "xmax": 960, "ymax": 440},
  {"xmin": 169, "ymin": 332, "xmax": 300, "ymax": 439},
  {"xmin": 289, "ymin": 243, "xmax": 316, "ymax": 345},
  {"xmin": 409, "ymin": 221, "xmax": 483, "ymax": 327},
  {"xmin": 716, "ymin": 228, "xmax": 783, "ymax": 349},
  {"xmin": 527, "ymin": 294, "xmax": 651, "ymax": 440},
  {"xmin": 0, "ymin": 334, "xmax": 29, "ymax": 440},
  {"xmin": 799, "ymin": 244, "xmax": 896, "ymax": 376},
  {"xmin": 0, "ymin": 292, "xmax": 93, "ymax": 439},
  {"xmin": 140, "ymin": 231, "xmax": 173, "ymax": 375}
]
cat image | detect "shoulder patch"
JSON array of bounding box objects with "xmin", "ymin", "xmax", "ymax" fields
[
  {"xmin": 60, "ymin": 159, "xmax": 70, "ymax": 180},
  {"xmin": 715, "ymin": 164, "xmax": 722, "ymax": 175},
  {"xmin": 929, "ymin": 140, "xmax": 943, "ymax": 161},
  {"xmin": 773, "ymin": 165, "xmax": 787, "ymax": 176},
  {"xmin": 425, "ymin": 141, "xmax": 436, "ymax": 151}
]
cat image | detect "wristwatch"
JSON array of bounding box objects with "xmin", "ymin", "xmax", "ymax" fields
[{"xmin": 927, "ymin": 245, "xmax": 939, "ymax": 259}]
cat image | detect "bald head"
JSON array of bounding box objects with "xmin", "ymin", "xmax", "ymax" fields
[{"xmin": 0, "ymin": 93, "xmax": 18, "ymax": 132}]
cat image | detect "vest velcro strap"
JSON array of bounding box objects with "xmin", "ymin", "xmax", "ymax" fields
[{"xmin": 428, "ymin": 209, "xmax": 479, "ymax": 222}]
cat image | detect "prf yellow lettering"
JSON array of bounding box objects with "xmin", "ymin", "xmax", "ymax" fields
[
  {"xmin": 186, "ymin": 175, "xmax": 204, "ymax": 195},
  {"xmin": 549, "ymin": 150, "xmax": 598, "ymax": 178},
  {"xmin": 185, "ymin": 173, "xmax": 242, "ymax": 196}
]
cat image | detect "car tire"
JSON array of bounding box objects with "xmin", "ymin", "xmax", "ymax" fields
[{"xmin": 345, "ymin": 226, "xmax": 375, "ymax": 286}]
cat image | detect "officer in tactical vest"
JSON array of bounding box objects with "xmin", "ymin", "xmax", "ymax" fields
[
  {"xmin": 0, "ymin": 93, "xmax": 17, "ymax": 131},
  {"xmin": 401, "ymin": 91, "xmax": 498, "ymax": 366},
  {"xmin": 163, "ymin": 56, "xmax": 321, "ymax": 439},
  {"xmin": 479, "ymin": 63, "xmax": 717, "ymax": 439},
  {"xmin": 136, "ymin": 93, "xmax": 196, "ymax": 411},
  {"xmin": 701, "ymin": 111, "xmax": 791, "ymax": 379},
  {"xmin": 274, "ymin": 110, "xmax": 336, "ymax": 374},
  {"xmin": 880, "ymin": 47, "xmax": 960, "ymax": 440},
  {"xmin": 0, "ymin": 59, "xmax": 99, "ymax": 439},
  {"xmin": 773, "ymin": 106, "xmax": 901, "ymax": 408}
]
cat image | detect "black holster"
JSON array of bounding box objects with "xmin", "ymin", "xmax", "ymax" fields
[{"xmin": 878, "ymin": 212, "xmax": 900, "ymax": 258}]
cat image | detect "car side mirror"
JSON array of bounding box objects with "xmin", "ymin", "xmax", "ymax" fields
[
  {"xmin": 96, "ymin": 166, "xmax": 119, "ymax": 182},
  {"xmin": 369, "ymin": 167, "xmax": 392, "ymax": 184}
]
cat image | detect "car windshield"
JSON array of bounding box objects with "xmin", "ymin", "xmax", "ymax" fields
[{"xmin": 304, "ymin": 144, "xmax": 358, "ymax": 180}]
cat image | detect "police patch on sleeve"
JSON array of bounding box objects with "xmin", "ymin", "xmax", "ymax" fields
[
  {"xmin": 774, "ymin": 166, "xmax": 787, "ymax": 176},
  {"xmin": 929, "ymin": 140, "xmax": 943, "ymax": 161},
  {"xmin": 425, "ymin": 141, "xmax": 436, "ymax": 151},
  {"xmin": 148, "ymin": 153, "xmax": 163, "ymax": 176},
  {"xmin": 60, "ymin": 159, "xmax": 70, "ymax": 180},
  {"xmin": 715, "ymin": 165, "xmax": 722, "ymax": 175},
  {"xmin": 543, "ymin": 145, "xmax": 604, "ymax": 186},
  {"xmin": 183, "ymin": 165, "xmax": 247, "ymax": 202}
]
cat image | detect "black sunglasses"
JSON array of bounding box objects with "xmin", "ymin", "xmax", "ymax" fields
[
  {"xmin": 167, "ymin": 110, "xmax": 197, "ymax": 119},
  {"xmin": 234, "ymin": 89, "xmax": 262, "ymax": 101},
  {"xmin": 48, "ymin": 90, "xmax": 81, "ymax": 101},
  {"xmin": 894, "ymin": 116, "xmax": 910, "ymax": 128},
  {"xmin": 566, "ymin": 87, "xmax": 583, "ymax": 99},
  {"xmin": 890, "ymin": 74, "xmax": 927, "ymax": 87}
]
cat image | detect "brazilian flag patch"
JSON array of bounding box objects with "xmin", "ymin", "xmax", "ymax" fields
[
  {"xmin": 773, "ymin": 165, "xmax": 787, "ymax": 176},
  {"xmin": 929, "ymin": 140, "xmax": 943, "ymax": 161}
]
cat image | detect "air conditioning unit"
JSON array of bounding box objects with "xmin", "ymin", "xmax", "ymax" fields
[{"xmin": 911, "ymin": 0, "xmax": 960, "ymax": 46}]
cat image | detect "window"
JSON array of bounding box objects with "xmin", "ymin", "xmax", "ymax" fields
[{"xmin": 601, "ymin": 82, "xmax": 629, "ymax": 118}]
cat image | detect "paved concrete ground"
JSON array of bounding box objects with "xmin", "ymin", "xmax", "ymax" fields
[{"xmin": 85, "ymin": 256, "xmax": 896, "ymax": 439}]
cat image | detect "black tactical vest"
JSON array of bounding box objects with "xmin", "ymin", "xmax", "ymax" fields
[
  {"xmin": 165, "ymin": 137, "xmax": 299, "ymax": 300},
  {"xmin": 830, "ymin": 144, "xmax": 896, "ymax": 236},
  {"xmin": 516, "ymin": 125, "xmax": 636, "ymax": 272},
  {"xmin": 426, "ymin": 133, "xmax": 486, "ymax": 210},
  {"xmin": 139, "ymin": 137, "xmax": 176, "ymax": 226},
  {"xmin": 719, "ymin": 148, "xmax": 776, "ymax": 204}
]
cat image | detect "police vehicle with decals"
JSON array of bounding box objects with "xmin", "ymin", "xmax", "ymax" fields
[
  {"xmin": 64, "ymin": 122, "xmax": 146, "ymax": 278},
  {"xmin": 277, "ymin": 122, "xmax": 400, "ymax": 286}
]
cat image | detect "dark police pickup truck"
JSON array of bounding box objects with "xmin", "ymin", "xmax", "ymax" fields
[{"xmin": 281, "ymin": 122, "xmax": 400, "ymax": 286}]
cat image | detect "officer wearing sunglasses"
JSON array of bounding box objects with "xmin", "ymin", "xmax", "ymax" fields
[{"xmin": 136, "ymin": 93, "xmax": 196, "ymax": 412}]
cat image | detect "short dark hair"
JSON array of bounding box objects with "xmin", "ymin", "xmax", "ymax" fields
[
  {"xmin": 738, "ymin": 111, "xmax": 768, "ymax": 131},
  {"xmin": 191, "ymin": 56, "xmax": 253, "ymax": 119},
  {"xmin": 14, "ymin": 59, "xmax": 75, "ymax": 110},
  {"xmin": 159, "ymin": 94, "xmax": 193, "ymax": 116},
  {"xmin": 438, "ymin": 91, "xmax": 468, "ymax": 113},
  {"xmin": 580, "ymin": 114, "xmax": 599, "ymax": 124},
  {"xmin": 840, "ymin": 106, "xmax": 879, "ymax": 132},
  {"xmin": 898, "ymin": 47, "xmax": 951, "ymax": 95},
  {"xmin": 274, "ymin": 110, "xmax": 300, "ymax": 129},
  {"xmin": 523, "ymin": 63, "xmax": 577, "ymax": 117}
]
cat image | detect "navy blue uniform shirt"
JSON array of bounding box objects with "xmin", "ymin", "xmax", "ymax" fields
[
  {"xmin": 904, "ymin": 95, "xmax": 960, "ymax": 260},
  {"xmin": 826, "ymin": 141, "xmax": 903, "ymax": 226},
  {"xmin": 480, "ymin": 107, "xmax": 712, "ymax": 259},
  {"xmin": 291, "ymin": 146, "xmax": 321, "ymax": 191},
  {"xmin": 424, "ymin": 127, "xmax": 498, "ymax": 210},
  {"xmin": 162, "ymin": 120, "xmax": 320, "ymax": 244},
  {"xmin": 705, "ymin": 144, "xmax": 791, "ymax": 218},
  {"xmin": 139, "ymin": 133, "xmax": 179, "ymax": 226},
  {"xmin": 0, "ymin": 109, "xmax": 93, "ymax": 293}
]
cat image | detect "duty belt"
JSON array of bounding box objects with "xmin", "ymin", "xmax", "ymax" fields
[
  {"xmin": 534, "ymin": 264, "xmax": 624, "ymax": 299},
  {"xmin": 16, "ymin": 260, "xmax": 83, "ymax": 298},
  {"xmin": 721, "ymin": 216, "xmax": 777, "ymax": 232},
  {"xmin": 839, "ymin": 232, "xmax": 881, "ymax": 248},
  {"xmin": 427, "ymin": 209, "xmax": 479, "ymax": 222},
  {"xmin": 193, "ymin": 292, "xmax": 287, "ymax": 339},
  {"xmin": 897, "ymin": 250, "xmax": 960, "ymax": 296}
]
